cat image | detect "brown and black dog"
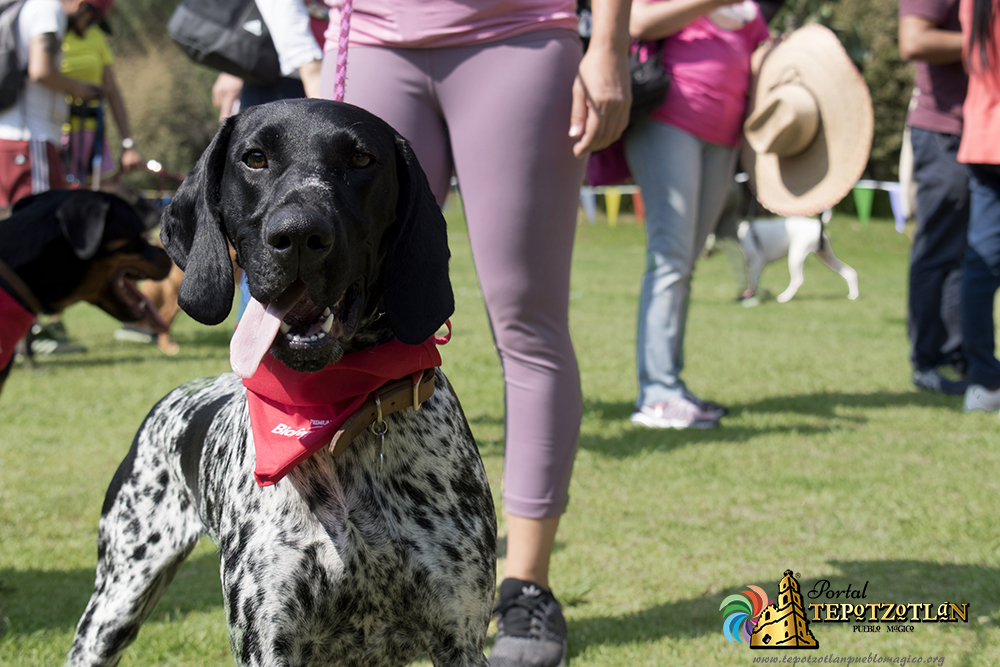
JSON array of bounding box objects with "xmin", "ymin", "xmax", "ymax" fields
[{"xmin": 0, "ymin": 189, "xmax": 172, "ymax": 395}]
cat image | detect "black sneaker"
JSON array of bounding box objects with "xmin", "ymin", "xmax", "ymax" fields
[
  {"xmin": 913, "ymin": 368, "xmax": 969, "ymax": 396},
  {"xmin": 490, "ymin": 578, "xmax": 567, "ymax": 667}
]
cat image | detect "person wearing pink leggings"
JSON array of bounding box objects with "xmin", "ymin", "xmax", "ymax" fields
[{"xmin": 320, "ymin": 1, "xmax": 631, "ymax": 664}]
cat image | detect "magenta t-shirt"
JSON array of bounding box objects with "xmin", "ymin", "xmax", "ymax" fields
[
  {"xmin": 324, "ymin": 0, "xmax": 578, "ymax": 49},
  {"xmin": 646, "ymin": 5, "xmax": 769, "ymax": 147}
]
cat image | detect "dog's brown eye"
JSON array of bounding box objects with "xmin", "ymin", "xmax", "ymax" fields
[
  {"xmin": 350, "ymin": 152, "xmax": 372, "ymax": 168},
  {"xmin": 243, "ymin": 151, "xmax": 268, "ymax": 169}
]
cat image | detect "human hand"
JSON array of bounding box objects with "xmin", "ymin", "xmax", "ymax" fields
[
  {"xmin": 299, "ymin": 59, "xmax": 323, "ymax": 98},
  {"xmin": 74, "ymin": 82, "xmax": 104, "ymax": 102},
  {"xmin": 212, "ymin": 73, "xmax": 244, "ymax": 121},
  {"xmin": 120, "ymin": 147, "xmax": 142, "ymax": 172},
  {"xmin": 569, "ymin": 45, "xmax": 631, "ymax": 157}
]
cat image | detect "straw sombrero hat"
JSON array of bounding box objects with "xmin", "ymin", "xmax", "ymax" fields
[{"xmin": 740, "ymin": 24, "xmax": 873, "ymax": 217}]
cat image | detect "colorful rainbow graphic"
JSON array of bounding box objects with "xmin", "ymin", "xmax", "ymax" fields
[{"xmin": 720, "ymin": 585, "xmax": 769, "ymax": 644}]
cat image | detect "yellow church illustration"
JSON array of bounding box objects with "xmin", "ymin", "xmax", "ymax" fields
[{"xmin": 750, "ymin": 570, "xmax": 819, "ymax": 649}]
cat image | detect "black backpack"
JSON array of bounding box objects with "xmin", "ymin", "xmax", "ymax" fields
[
  {"xmin": 167, "ymin": 0, "xmax": 282, "ymax": 86},
  {"xmin": 0, "ymin": 0, "xmax": 27, "ymax": 112}
]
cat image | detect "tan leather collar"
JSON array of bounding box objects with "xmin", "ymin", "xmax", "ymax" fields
[
  {"xmin": 327, "ymin": 367, "xmax": 436, "ymax": 457},
  {"xmin": 0, "ymin": 259, "xmax": 43, "ymax": 314}
]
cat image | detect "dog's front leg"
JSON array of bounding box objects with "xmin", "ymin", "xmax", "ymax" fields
[
  {"xmin": 66, "ymin": 432, "xmax": 204, "ymax": 666},
  {"xmin": 777, "ymin": 243, "xmax": 811, "ymax": 303}
]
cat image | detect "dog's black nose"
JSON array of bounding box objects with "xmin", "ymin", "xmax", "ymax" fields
[{"xmin": 265, "ymin": 211, "xmax": 334, "ymax": 270}]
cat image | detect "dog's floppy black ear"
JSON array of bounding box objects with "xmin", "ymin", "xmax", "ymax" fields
[
  {"xmin": 160, "ymin": 118, "xmax": 236, "ymax": 326},
  {"xmin": 383, "ymin": 134, "xmax": 454, "ymax": 344},
  {"xmin": 56, "ymin": 191, "xmax": 111, "ymax": 260}
]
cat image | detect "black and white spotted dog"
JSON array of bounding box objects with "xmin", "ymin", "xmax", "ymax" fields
[{"xmin": 67, "ymin": 100, "xmax": 497, "ymax": 667}]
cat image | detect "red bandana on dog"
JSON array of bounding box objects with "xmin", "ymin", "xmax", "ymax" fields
[
  {"xmin": 243, "ymin": 333, "xmax": 447, "ymax": 486},
  {"xmin": 0, "ymin": 286, "xmax": 35, "ymax": 371}
]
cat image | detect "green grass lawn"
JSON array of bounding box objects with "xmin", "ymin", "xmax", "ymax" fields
[{"xmin": 2, "ymin": 202, "xmax": 998, "ymax": 666}]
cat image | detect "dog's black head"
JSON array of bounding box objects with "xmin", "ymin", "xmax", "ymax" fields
[
  {"xmin": 161, "ymin": 99, "xmax": 454, "ymax": 373},
  {"xmin": 0, "ymin": 190, "xmax": 173, "ymax": 321}
]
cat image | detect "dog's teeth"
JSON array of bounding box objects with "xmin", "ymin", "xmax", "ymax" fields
[
  {"xmin": 322, "ymin": 307, "xmax": 331, "ymax": 317},
  {"xmin": 280, "ymin": 322, "xmax": 291, "ymax": 334},
  {"xmin": 321, "ymin": 313, "xmax": 334, "ymax": 333}
]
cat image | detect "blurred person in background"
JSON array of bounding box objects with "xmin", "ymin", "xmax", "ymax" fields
[
  {"xmin": 61, "ymin": 0, "xmax": 143, "ymax": 183},
  {"xmin": 211, "ymin": 0, "xmax": 327, "ymax": 120},
  {"xmin": 899, "ymin": 0, "xmax": 970, "ymax": 396},
  {"xmin": 957, "ymin": 0, "xmax": 1000, "ymax": 413},
  {"xmin": 623, "ymin": 0, "xmax": 768, "ymax": 430},
  {"xmin": 1, "ymin": 0, "xmax": 101, "ymax": 209}
]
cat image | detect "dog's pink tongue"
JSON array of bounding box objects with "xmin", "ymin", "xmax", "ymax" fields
[{"xmin": 230, "ymin": 283, "xmax": 307, "ymax": 379}]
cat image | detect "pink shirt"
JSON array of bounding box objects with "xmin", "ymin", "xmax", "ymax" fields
[
  {"xmin": 957, "ymin": 0, "xmax": 1000, "ymax": 164},
  {"xmin": 323, "ymin": 0, "xmax": 578, "ymax": 49},
  {"xmin": 646, "ymin": 4, "xmax": 769, "ymax": 147}
]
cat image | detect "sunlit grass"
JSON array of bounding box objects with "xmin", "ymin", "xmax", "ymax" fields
[{"xmin": 2, "ymin": 204, "xmax": 998, "ymax": 666}]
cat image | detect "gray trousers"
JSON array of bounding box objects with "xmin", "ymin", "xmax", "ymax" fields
[{"xmin": 625, "ymin": 118, "xmax": 736, "ymax": 407}]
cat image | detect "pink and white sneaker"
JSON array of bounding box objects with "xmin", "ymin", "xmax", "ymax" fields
[{"xmin": 630, "ymin": 396, "xmax": 720, "ymax": 429}]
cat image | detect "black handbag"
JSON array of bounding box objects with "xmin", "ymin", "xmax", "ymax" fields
[
  {"xmin": 628, "ymin": 40, "xmax": 670, "ymax": 121},
  {"xmin": 168, "ymin": 0, "xmax": 282, "ymax": 86}
]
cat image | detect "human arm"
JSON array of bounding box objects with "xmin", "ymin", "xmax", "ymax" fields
[
  {"xmin": 102, "ymin": 66, "xmax": 141, "ymax": 171},
  {"xmin": 630, "ymin": 0, "xmax": 744, "ymax": 41},
  {"xmin": 898, "ymin": 14, "xmax": 964, "ymax": 63},
  {"xmin": 570, "ymin": 0, "xmax": 633, "ymax": 156},
  {"xmin": 255, "ymin": 0, "xmax": 324, "ymax": 97},
  {"xmin": 27, "ymin": 32, "xmax": 102, "ymax": 100},
  {"xmin": 298, "ymin": 58, "xmax": 322, "ymax": 98},
  {"xmin": 212, "ymin": 72, "xmax": 244, "ymax": 120}
]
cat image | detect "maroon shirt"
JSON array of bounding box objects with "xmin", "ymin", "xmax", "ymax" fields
[{"xmin": 900, "ymin": 0, "xmax": 968, "ymax": 134}]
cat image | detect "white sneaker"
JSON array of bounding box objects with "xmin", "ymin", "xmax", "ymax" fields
[
  {"xmin": 630, "ymin": 397, "xmax": 719, "ymax": 429},
  {"xmin": 962, "ymin": 384, "xmax": 1000, "ymax": 412}
]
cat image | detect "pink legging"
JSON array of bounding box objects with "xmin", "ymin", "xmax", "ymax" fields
[{"xmin": 321, "ymin": 29, "xmax": 584, "ymax": 519}]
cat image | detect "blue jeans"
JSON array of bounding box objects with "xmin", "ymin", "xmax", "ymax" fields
[
  {"xmin": 961, "ymin": 163, "xmax": 1000, "ymax": 388},
  {"xmin": 908, "ymin": 128, "xmax": 969, "ymax": 372},
  {"xmin": 624, "ymin": 119, "xmax": 736, "ymax": 407}
]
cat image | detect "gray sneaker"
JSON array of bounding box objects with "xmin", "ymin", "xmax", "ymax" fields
[
  {"xmin": 913, "ymin": 368, "xmax": 968, "ymax": 396},
  {"xmin": 630, "ymin": 397, "xmax": 719, "ymax": 429},
  {"xmin": 490, "ymin": 578, "xmax": 567, "ymax": 667}
]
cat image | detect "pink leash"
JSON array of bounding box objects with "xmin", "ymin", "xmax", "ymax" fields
[{"xmin": 332, "ymin": 0, "xmax": 353, "ymax": 102}]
